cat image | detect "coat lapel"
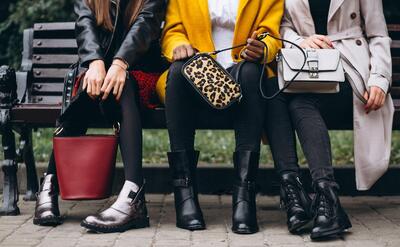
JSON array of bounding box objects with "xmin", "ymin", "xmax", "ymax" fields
[
  {"xmin": 328, "ymin": 0, "xmax": 345, "ymax": 23},
  {"xmin": 196, "ymin": 0, "xmax": 213, "ymax": 47}
]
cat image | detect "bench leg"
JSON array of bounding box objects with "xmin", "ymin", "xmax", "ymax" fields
[
  {"xmin": 19, "ymin": 128, "xmax": 38, "ymax": 201},
  {"xmin": 0, "ymin": 127, "xmax": 20, "ymax": 215}
]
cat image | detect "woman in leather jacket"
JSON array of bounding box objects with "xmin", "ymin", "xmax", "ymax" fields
[{"xmin": 33, "ymin": 0, "xmax": 165, "ymax": 233}]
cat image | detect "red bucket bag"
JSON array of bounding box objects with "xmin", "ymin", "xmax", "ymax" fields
[{"xmin": 53, "ymin": 125, "xmax": 119, "ymax": 200}]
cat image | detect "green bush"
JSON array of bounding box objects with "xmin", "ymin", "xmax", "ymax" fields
[{"xmin": 0, "ymin": 0, "xmax": 74, "ymax": 67}]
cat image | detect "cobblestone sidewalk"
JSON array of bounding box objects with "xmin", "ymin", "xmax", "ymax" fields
[{"xmin": 0, "ymin": 195, "xmax": 400, "ymax": 247}]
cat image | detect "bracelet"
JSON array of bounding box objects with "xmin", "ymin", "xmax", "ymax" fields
[{"xmin": 111, "ymin": 63, "xmax": 127, "ymax": 71}]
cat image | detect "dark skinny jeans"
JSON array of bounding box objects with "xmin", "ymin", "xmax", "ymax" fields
[
  {"xmin": 165, "ymin": 61, "xmax": 267, "ymax": 153},
  {"xmin": 264, "ymin": 79, "xmax": 353, "ymax": 182}
]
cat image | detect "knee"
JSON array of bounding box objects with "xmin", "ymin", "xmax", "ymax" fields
[
  {"xmin": 239, "ymin": 62, "xmax": 263, "ymax": 96},
  {"xmin": 239, "ymin": 62, "xmax": 263, "ymax": 83}
]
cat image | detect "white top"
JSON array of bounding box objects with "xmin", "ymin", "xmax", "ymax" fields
[{"xmin": 208, "ymin": 0, "xmax": 239, "ymax": 68}]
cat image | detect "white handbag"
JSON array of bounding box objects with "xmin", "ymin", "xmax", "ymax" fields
[
  {"xmin": 254, "ymin": 32, "xmax": 366, "ymax": 103},
  {"xmin": 277, "ymin": 48, "xmax": 344, "ymax": 94}
]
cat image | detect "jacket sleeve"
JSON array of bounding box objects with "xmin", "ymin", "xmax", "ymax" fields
[
  {"xmin": 114, "ymin": 0, "xmax": 166, "ymax": 68},
  {"xmin": 253, "ymin": 0, "xmax": 284, "ymax": 63},
  {"xmin": 160, "ymin": 0, "xmax": 191, "ymax": 62},
  {"xmin": 280, "ymin": 8, "xmax": 305, "ymax": 48},
  {"xmin": 360, "ymin": 0, "xmax": 392, "ymax": 94},
  {"xmin": 75, "ymin": 0, "xmax": 105, "ymax": 67}
]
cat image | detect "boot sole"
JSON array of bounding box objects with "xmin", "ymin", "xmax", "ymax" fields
[
  {"xmin": 33, "ymin": 216, "xmax": 63, "ymax": 226},
  {"xmin": 232, "ymin": 226, "xmax": 259, "ymax": 234},
  {"xmin": 176, "ymin": 223, "xmax": 206, "ymax": 231},
  {"xmin": 289, "ymin": 219, "xmax": 312, "ymax": 234},
  {"xmin": 310, "ymin": 221, "xmax": 352, "ymax": 240},
  {"xmin": 81, "ymin": 216, "xmax": 150, "ymax": 233}
]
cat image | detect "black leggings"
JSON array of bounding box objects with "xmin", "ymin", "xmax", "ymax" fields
[
  {"xmin": 264, "ymin": 79, "xmax": 353, "ymax": 182},
  {"xmin": 46, "ymin": 78, "xmax": 143, "ymax": 185},
  {"xmin": 165, "ymin": 61, "xmax": 266, "ymax": 153}
]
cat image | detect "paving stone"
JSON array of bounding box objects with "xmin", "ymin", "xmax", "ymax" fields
[{"xmin": 3, "ymin": 195, "xmax": 400, "ymax": 246}]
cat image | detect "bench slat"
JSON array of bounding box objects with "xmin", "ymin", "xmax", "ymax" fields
[
  {"xmin": 33, "ymin": 54, "xmax": 78, "ymax": 65},
  {"xmin": 32, "ymin": 83, "xmax": 64, "ymax": 94},
  {"xmin": 33, "ymin": 39, "xmax": 77, "ymax": 49},
  {"xmin": 33, "ymin": 68, "xmax": 69, "ymax": 79},
  {"xmin": 34, "ymin": 22, "xmax": 75, "ymax": 31},
  {"xmin": 30, "ymin": 95, "xmax": 62, "ymax": 104},
  {"xmin": 392, "ymin": 40, "xmax": 400, "ymax": 49}
]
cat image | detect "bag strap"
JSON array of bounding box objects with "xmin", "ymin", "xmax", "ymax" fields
[{"xmin": 339, "ymin": 54, "xmax": 368, "ymax": 104}]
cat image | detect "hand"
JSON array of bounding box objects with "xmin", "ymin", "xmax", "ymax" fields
[
  {"xmin": 241, "ymin": 32, "xmax": 265, "ymax": 62},
  {"xmin": 101, "ymin": 59, "xmax": 128, "ymax": 101},
  {"xmin": 173, "ymin": 44, "xmax": 196, "ymax": 61},
  {"xmin": 364, "ymin": 86, "xmax": 386, "ymax": 113},
  {"xmin": 83, "ymin": 60, "xmax": 106, "ymax": 99},
  {"xmin": 300, "ymin": 35, "xmax": 333, "ymax": 49}
]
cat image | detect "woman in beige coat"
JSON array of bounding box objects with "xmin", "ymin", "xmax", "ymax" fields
[{"xmin": 264, "ymin": 0, "xmax": 393, "ymax": 240}]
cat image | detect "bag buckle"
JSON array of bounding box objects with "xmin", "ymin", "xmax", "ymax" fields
[{"xmin": 306, "ymin": 49, "xmax": 319, "ymax": 79}]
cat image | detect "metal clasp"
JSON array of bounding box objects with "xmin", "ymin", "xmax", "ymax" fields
[{"xmin": 306, "ymin": 49, "xmax": 319, "ymax": 79}]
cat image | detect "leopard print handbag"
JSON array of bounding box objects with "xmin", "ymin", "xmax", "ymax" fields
[{"xmin": 182, "ymin": 53, "xmax": 243, "ymax": 109}]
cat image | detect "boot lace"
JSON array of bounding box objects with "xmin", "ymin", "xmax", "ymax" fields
[
  {"xmin": 282, "ymin": 183, "xmax": 301, "ymax": 209},
  {"xmin": 313, "ymin": 193, "xmax": 333, "ymax": 218}
]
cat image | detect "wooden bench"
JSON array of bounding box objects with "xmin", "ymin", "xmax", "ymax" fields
[{"xmin": 0, "ymin": 22, "xmax": 399, "ymax": 215}]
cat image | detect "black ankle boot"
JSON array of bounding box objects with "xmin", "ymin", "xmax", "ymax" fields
[
  {"xmin": 232, "ymin": 151, "xmax": 259, "ymax": 234},
  {"xmin": 168, "ymin": 150, "xmax": 205, "ymax": 231},
  {"xmin": 81, "ymin": 181, "xmax": 149, "ymax": 233},
  {"xmin": 280, "ymin": 172, "xmax": 312, "ymax": 233},
  {"xmin": 310, "ymin": 180, "xmax": 352, "ymax": 240},
  {"xmin": 33, "ymin": 174, "xmax": 62, "ymax": 226}
]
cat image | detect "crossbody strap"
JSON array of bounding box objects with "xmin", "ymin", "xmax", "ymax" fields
[{"xmin": 339, "ymin": 54, "xmax": 368, "ymax": 104}]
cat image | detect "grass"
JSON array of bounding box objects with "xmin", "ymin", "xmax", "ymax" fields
[{"xmin": 22, "ymin": 129, "xmax": 400, "ymax": 166}]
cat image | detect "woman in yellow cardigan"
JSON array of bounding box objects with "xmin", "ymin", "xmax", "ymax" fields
[{"xmin": 158, "ymin": 0, "xmax": 283, "ymax": 234}]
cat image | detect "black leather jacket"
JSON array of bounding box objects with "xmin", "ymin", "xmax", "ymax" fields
[{"xmin": 74, "ymin": 0, "xmax": 166, "ymax": 72}]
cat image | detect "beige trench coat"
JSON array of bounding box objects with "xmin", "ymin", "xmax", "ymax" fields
[{"xmin": 281, "ymin": 0, "xmax": 394, "ymax": 190}]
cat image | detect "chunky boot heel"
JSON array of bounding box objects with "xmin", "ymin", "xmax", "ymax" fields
[
  {"xmin": 33, "ymin": 174, "xmax": 62, "ymax": 226},
  {"xmin": 168, "ymin": 150, "xmax": 205, "ymax": 231},
  {"xmin": 232, "ymin": 151, "xmax": 259, "ymax": 234}
]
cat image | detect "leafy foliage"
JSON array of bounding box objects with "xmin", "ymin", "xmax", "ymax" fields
[{"xmin": 0, "ymin": 0, "xmax": 74, "ymax": 67}]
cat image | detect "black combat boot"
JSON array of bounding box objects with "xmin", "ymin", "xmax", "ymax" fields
[
  {"xmin": 279, "ymin": 172, "xmax": 312, "ymax": 233},
  {"xmin": 310, "ymin": 180, "xmax": 352, "ymax": 240},
  {"xmin": 33, "ymin": 174, "xmax": 62, "ymax": 226},
  {"xmin": 168, "ymin": 150, "xmax": 205, "ymax": 231},
  {"xmin": 232, "ymin": 151, "xmax": 259, "ymax": 234}
]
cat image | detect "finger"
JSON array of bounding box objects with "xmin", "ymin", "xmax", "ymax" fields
[
  {"xmin": 251, "ymin": 31, "xmax": 258, "ymax": 40},
  {"xmin": 179, "ymin": 47, "xmax": 188, "ymax": 60},
  {"xmin": 244, "ymin": 49, "xmax": 261, "ymax": 60},
  {"xmin": 311, "ymin": 39, "xmax": 326, "ymax": 49},
  {"xmin": 103, "ymin": 80, "xmax": 115, "ymax": 100},
  {"xmin": 247, "ymin": 39, "xmax": 264, "ymax": 48},
  {"xmin": 380, "ymin": 94, "xmax": 386, "ymax": 107},
  {"xmin": 363, "ymin": 91, "xmax": 369, "ymax": 102},
  {"xmin": 96, "ymin": 78, "xmax": 102, "ymax": 95},
  {"xmin": 116, "ymin": 82, "xmax": 125, "ymax": 101},
  {"xmin": 307, "ymin": 40, "xmax": 320, "ymax": 49},
  {"xmin": 186, "ymin": 45, "xmax": 195, "ymax": 57},
  {"xmin": 101, "ymin": 75, "xmax": 111, "ymax": 92},
  {"xmin": 315, "ymin": 35, "xmax": 333, "ymax": 47},
  {"xmin": 83, "ymin": 75, "xmax": 88, "ymax": 90},
  {"xmin": 365, "ymin": 89, "xmax": 376, "ymax": 111},
  {"xmin": 314, "ymin": 38, "xmax": 331, "ymax": 49},
  {"xmin": 87, "ymin": 80, "xmax": 92, "ymax": 95},
  {"xmin": 241, "ymin": 51, "xmax": 257, "ymax": 62},
  {"xmin": 113, "ymin": 81, "xmax": 119, "ymax": 96},
  {"xmin": 372, "ymin": 92, "xmax": 382, "ymax": 110},
  {"xmin": 246, "ymin": 44, "xmax": 264, "ymax": 54}
]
